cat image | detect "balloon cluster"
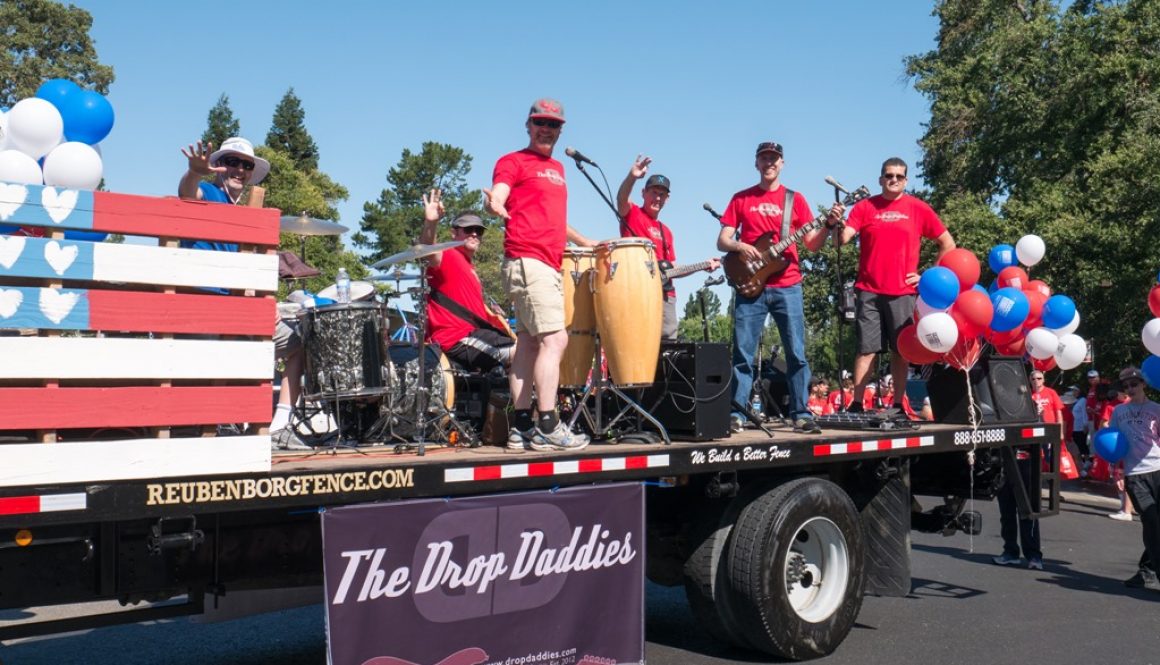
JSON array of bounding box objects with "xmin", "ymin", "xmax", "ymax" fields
[
  {"xmin": 898, "ymin": 235, "xmax": 1085, "ymax": 373},
  {"xmin": 1138, "ymin": 274, "xmax": 1160, "ymax": 389},
  {"xmin": 0, "ymin": 79, "xmax": 114, "ymax": 191}
]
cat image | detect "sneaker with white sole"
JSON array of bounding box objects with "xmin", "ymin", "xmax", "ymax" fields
[
  {"xmin": 506, "ymin": 428, "xmax": 532, "ymax": 451},
  {"xmin": 1109, "ymin": 511, "xmax": 1133, "ymax": 521},
  {"xmin": 1027, "ymin": 556, "xmax": 1044, "ymax": 571},
  {"xmin": 529, "ymin": 422, "xmax": 590, "ymax": 451},
  {"xmin": 992, "ymin": 552, "xmax": 1023, "ymax": 566},
  {"xmin": 271, "ymin": 428, "xmax": 312, "ymax": 451},
  {"xmin": 729, "ymin": 414, "xmax": 745, "ymax": 434}
]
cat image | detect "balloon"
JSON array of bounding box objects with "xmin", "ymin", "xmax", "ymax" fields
[
  {"xmin": 897, "ymin": 324, "xmax": 944, "ymax": 365},
  {"xmin": 0, "ymin": 149, "xmax": 43, "ymax": 184},
  {"xmin": 5, "ymin": 97, "xmax": 63, "ymax": 158},
  {"xmin": 945, "ymin": 335, "xmax": 983, "ymax": 371},
  {"xmin": 1150, "ymin": 285, "xmax": 1160, "ymax": 318},
  {"xmin": 937, "ymin": 248, "xmax": 981, "ymax": 292},
  {"xmin": 1041, "ymin": 294, "xmax": 1076, "ymax": 330},
  {"xmin": 997, "ymin": 266, "xmax": 1029, "ymax": 291},
  {"xmin": 988, "ymin": 244, "xmax": 1017, "ymax": 274},
  {"xmin": 916, "ymin": 311, "xmax": 959, "ymax": 353},
  {"xmin": 972, "ymin": 284, "xmax": 989, "ymax": 295},
  {"xmin": 41, "ymin": 141, "xmax": 102, "ymax": 189},
  {"xmin": 62, "ymin": 230, "xmax": 108, "ymax": 242},
  {"xmin": 34, "ymin": 78, "xmax": 82, "ymax": 110},
  {"xmin": 1023, "ymin": 290, "xmax": 1047, "ymax": 329},
  {"xmin": 1015, "ymin": 234, "xmax": 1046, "ymax": 267},
  {"xmin": 995, "ymin": 335, "xmax": 1026, "ymax": 357},
  {"xmin": 1047, "ymin": 310, "xmax": 1080, "ymax": 336},
  {"xmin": 952, "ymin": 289, "xmax": 993, "ymax": 336},
  {"xmin": 987, "ymin": 327, "xmax": 1022, "ymax": 346},
  {"xmin": 0, "ymin": 111, "xmax": 8, "ymax": 151},
  {"xmin": 59, "ymin": 90, "xmax": 115, "ymax": 145},
  {"xmin": 1054, "ymin": 333, "xmax": 1087, "ymax": 371},
  {"xmin": 914, "ymin": 295, "xmax": 948, "ymax": 319},
  {"xmin": 1025, "ymin": 327, "xmax": 1059, "ymax": 360},
  {"xmin": 1142, "ymin": 355, "xmax": 1160, "ymax": 389},
  {"xmin": 1093, "ymin": 427, "xmax": 1129, "ymax": 464},
  {"xmin": 1026, "ymin": 280, "xmax": 1052, "ymax": 299},
  {"xmin": 1144, "ymin": 318, "xmax": 1160, "ymax": 357},
  {"xmin": 990, "ymin": 287, "xmax": 1030, "ymax": 332},
  {"xmin": 917, "ymin": 267, "xmax": 960, "ymax": 310},
  {"xmin": 1031, "ymin": 356, "xmax": 1057, "ymax": 372},
  {"xmin": 987, "ymin": 279, "xmax": 999, "ymax": 294}
]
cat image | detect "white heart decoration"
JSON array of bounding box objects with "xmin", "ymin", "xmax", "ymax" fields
[
  {"xmin": 0, "ymin": 235, "xmax": 26, "ymax": 269},
  {"xmin": 41, "ymin": 186, "xmax": 79, "ymax": 224},
  {"xmin": 38, "ymin": 287, "xmax": 79, "ymax": 324},
  {"xmin": 0, "ymin": 288, "xmax": 23, "ymax": 318},
  {"xmin": 0, "ymin": 183, "xmax": 28, "ymax": 221},
  {"xmin": 44, "ymin": 240, "xmax": 78, "ymax": 275}
]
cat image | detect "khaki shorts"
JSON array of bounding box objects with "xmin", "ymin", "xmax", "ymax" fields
[{"xmin": 502, "ymin": 257, "xmax": 565, "ymax": 336}]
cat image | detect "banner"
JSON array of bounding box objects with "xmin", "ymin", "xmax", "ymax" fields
[{"xmin": 322, "ymin": 483, "xmax": 645, "ymax": 665}]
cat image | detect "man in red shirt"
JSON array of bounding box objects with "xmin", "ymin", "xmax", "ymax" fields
[
  {"xmin": 828, "ymin": 371, "xmax": 854, "ymax": 413},
  {"xmin": 807, "ymin": 377, "xmax": 833, "ymax": 417},
  {"xmin": 485, "ymin": 98, "xmax": 594, "ymax": 452},
  {"xmin": 420, "ymin": 191, "xmax": 513, "ymax": 373},
  {"xmin": 1085, "ymin": 369, "xmax": 1102, "ymax": 432},
  {"xmin": 717, "ymin": 141, "xmax": 842, "ymax": 434},
  {"xmin": 834, "ymin": 157, "xmax": 955, "ymax": 413},
  {"xmin": 615, "ymin": 155, "xmax": 720, "ymax": 339},
  {"xmin": 1030, "ymin": 370, "xmax": 1064, "ymax": 425}
]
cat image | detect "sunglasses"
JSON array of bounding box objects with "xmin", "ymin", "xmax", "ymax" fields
[
  {"xmin": 882, "ymin": 173, "xmax": 907, "ymax": 181},
  {"xmin": 530, "ymin": 118, "xmax": 563, "ymax": 129},
  {"xmin": 1031, "ymin": 376, "xmax": 1044, "ymax": 381},
  {"xmin": 1123, "ymin": 380, "xmax": 1144, "ymax": 388},
  {"xmin": 457, "ymin": 226, "xmax": 485, "ymax": 236},
  {"xmin": 220, "ymin": 155, "xmax": 256, "ymax": 171}
]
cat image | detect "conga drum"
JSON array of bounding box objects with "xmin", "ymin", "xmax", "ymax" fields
[
  {"xmin": 560, "ymin": 247, "xmax": 597, "ymax": 388},
  {"xmin": 592, "ymin": 238, "xmax": 662, "ymax": 387}
]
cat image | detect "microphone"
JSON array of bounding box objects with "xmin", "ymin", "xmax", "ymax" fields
[
  {"xmin": 564, "ymin": 147, "xmax": 598, "ymax": 167},
  {"xmin": 824, "ymin": 176, "xmax": 849, "ymax": 194},
  {"xmin": 705, "ymin": 275, "xmax": 725, "ymax": 287},
  {"xmin": 702, "ymin": 203, "xmax": 723, "ymax": 221}
]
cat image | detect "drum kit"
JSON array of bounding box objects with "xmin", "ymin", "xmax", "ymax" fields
[{"xmin": 279, "ymin": 215, "xmax": 477, "ymax": 455}]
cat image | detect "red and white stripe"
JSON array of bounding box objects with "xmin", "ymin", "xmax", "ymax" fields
[
  {"xmin": 1021, "ymin": 427, "xmax": 1046, "ymax": 438},
  {"xmin": 445, "ymin": 453, "xmax": 670, "ymax": 483},
  {"xmin": 0, "ymin": 492, "xmax": 86, "ymax": 516},
  {"xmin": 814, "ymin": 435, "xmax": 934, "ymax": 457}
]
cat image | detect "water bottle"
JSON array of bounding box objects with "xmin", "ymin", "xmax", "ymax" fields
[
  {"xmin": 335, "ymin": 268, "xmax": 351, "ymax": 303},
  {"xmin": 751, "ymin": 392, "xmax": 763, "ymax": 419}
]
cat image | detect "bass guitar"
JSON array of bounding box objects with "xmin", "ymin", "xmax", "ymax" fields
[
  {"xmin": 723, "ymin": 186, "xmax": 870, "ymax": 297},
  {"xmin": 659, "ymin": 259, "xmax": 719, "ymax": 290}
]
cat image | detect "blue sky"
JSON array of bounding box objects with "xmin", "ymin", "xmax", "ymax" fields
[{"xmin": 73, "ymin": 0, "xmax": 941, "ymax": 309}]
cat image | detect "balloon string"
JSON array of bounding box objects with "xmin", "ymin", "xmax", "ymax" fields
[{"xmin": 965, "ymin": 367, "xmax": 978, "ymax": 554}]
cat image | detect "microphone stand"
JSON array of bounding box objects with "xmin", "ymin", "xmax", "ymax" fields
[{"xmin": 834, "ymin": 183, "xmax": 847, "ymax": 411}]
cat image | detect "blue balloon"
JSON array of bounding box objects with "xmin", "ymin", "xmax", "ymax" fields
[
  {"xmin": 972, "ymin": 284, "xmax": 989, "ymax": 295},
  {"xmin": 59, "ymin": 89, "xmax": 115, "ymax": 145},
  {"xmin": 988, "ymin": 244, "xmax": 1017, "ymax": 274},
  {"xmin": 34, "ymin": 78, "xmax": 81, "ymax": 111},
  {"xmin": 1041, "ymin": 295, "xmax": 1076, "ymax": 330},
  {"xmin": 1143, "ymin": 355, "xmax": 1160, "ymax": 389},
  {"xmin": 1093, "ymin": 427, "xmax": 1129, "ymax": 463},
  {"xmin": 989, "ymin": 287, "xmax": 1030, "ymax": 332},
  {"xmin": 63, "ymin": 230, "xmax": 108, "ymax": 242},
  {"xmin": 917, "ymin": 266, "xmax": 960, "ymax": 310},
  {"xmin": 987, "ymin": 279, "xmax": 999, "ymax": 294}
]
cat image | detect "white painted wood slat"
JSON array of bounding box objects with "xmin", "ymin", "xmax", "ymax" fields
[{"xmin": 0, "ymin": 338, "xmax": 274, "ymax": 379}]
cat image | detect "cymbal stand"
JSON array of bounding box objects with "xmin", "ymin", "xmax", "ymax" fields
[{"xmin": 566, "ymin": 333, "xmax": 671, "ymax": 444}]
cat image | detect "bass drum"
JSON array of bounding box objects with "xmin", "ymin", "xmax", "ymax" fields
[
  {"xmin": 560, "ymin": 246, "xmax": 597, "ymax": 388},
  {"xmin": 386, "ymin": 344, "xmax": 456, "ymax": 433}
]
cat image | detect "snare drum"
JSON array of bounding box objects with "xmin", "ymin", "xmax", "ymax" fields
[
  {"xmin": 560, "ymin": 246, "xmax": 597, "ymax": 388},
  {"xmin": 298, "ymin": 302, "xmax": 390, "ymax": 399},
  {"xmin": 385, "ymin": 343, "xmax": 458, "ymax": 436},
  {"xmin": 593, "ymin": 238, "xmax": 662, "ymax": 387}
]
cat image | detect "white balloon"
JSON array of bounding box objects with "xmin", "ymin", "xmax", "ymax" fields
[
  {"xmin": 916, "ymin": 312, "xmax": 959, "ymax": 353},
  {"xmin": 1054, "ymin": 333, "xmax": 1086, "ymax": 370},
  {"xmin": 1143, "ymin": 318, "xmax": 1160, "ymax": 357},
  {"xmin": 42, "ymin": 142, "xmax": 103, "ymax": 190},
  {"xmin": 6, "ymin": 98, "xmax": 63, "ymax": 159},
  {"xmin": 915, "ymin": 295, "xmax": 949, "ymax": 319},
  {"xmin": 1047, "ymin": 310, "xmax": 1080, "ymax": 336},
  {"xmin": 0, "ymin": 111, "xmax": 8, "ymax": 151},
  {"xmin": 1015, "ymin": 234, "xmax": 1046, "ymax": 267},
  {"xmin": 1025, "ymin": 327, "xmax": 1059, "ymax": 360},
  {"xmin": 0, "ymin": 149, "xmax": 43, "ymax": 184}
]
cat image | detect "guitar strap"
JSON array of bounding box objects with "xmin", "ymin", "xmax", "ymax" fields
[
  {"xmin": 781, "ymin": 189, "xmax": 795, "ymax": 243},
  {"xmin": 429, "ymin": 289, "xmax": 508, "ymax": 338}
]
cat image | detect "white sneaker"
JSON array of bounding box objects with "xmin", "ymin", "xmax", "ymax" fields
[
  {"xmin": 506, "ymin": 428, "xmax": 532, "ymax": 451},
  {"xmin": 1108, "ymin": 511, "xmax": 1133, "ymax": 522},
  {"xmin": 529, "ymin": 422, "xmax": 590, "ymax": 451}
]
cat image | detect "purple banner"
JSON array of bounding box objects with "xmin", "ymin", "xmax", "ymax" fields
[{"xmin": 322, "ymin": 483, "xmax": 645, "ymax": 665}]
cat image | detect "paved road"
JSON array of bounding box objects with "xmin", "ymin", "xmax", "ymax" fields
[{"xmin": 2, "ymin": 490, "xmax": 1157, "ymax": 665}]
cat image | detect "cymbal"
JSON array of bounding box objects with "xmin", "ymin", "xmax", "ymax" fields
[
  {"xmin": 370, "ymin": 240, "xmax": 465, "ymax": 269},
  {"xmin": 279, "ymin": 213, "xmax": 349, "ymax": 236},
  {"xmin": 369, "ymin": 272, "xmax": 422, "ymax": 282}
]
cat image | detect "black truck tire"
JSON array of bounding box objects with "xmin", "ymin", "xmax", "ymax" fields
[
  {"xmin": 682, "ymin": 501, "xmax": 754, "ymax": 650},
  {"xmin": 726, "ymin": 477, "xmax": 866, "ymax": 660}
]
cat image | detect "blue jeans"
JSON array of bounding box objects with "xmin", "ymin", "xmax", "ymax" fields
[{"xmin": 732, "ymin": 284, "xmax": 812, "ymax": 421}]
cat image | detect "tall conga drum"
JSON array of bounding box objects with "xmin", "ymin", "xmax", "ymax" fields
[
  {"xmin": 593, "ymin": 238, "xmax": 662, "ymax": 387},
  {"xmin": 560, "ymin": 247, "xmax": 597, "ymax": 388}
]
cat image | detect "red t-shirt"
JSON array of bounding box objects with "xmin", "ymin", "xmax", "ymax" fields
[
  {"xmin": 493, "ymin": 149, "xmax": 568, "ymax": 270},
  {"xmin": 844, "ymin": 194, "xmax": 947, "ymax": 296},
  {"xmin": 425, "ymin": 247, "xmax": 504, "ymax": 351},
  {"xmin": 1086, "ymin": 385, "xmax": 1101, "ymax": 424},
  {"xmin": 1100, "ymin": 396, "xmax": 1128, "ymax": 427},
  {"xmin": 622, "ymin": 203, "xmax": 676, "ymax": 296},
  {"xmin": 828, "ymin": 388, "xmax": 853, "ymax": 412},
  {"xmin": 1031, "ymin": 387, "xmax": 1064, "ymax": 424},
  {"xmin": 880, "ymin": 391, "xmax": 918, "ymax": 418},
  {"xmin": 720, "ymin": 185, "xmax": 814, "ymax": 288},
  {"xmin": 808, "ymin": 396, "xmax": 834, "ymax": 416}
]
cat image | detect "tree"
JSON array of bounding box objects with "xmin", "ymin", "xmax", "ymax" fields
[
  {"xmin": 202, "ymin": 93, "xmax": 240, "ymax": 148},
  {"xmin": 0, "ymin": 0, "xmax": 114, "ymax": 107},
  {"xmin": 677, "ymin": 288, "xmax": 732, "ymax": 343},
  {"xmin": 265, "ymin": 88, "xmax": 318, "ymax": 172}
]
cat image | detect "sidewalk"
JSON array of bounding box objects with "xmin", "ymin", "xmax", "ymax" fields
[{"xmin": 1059, "ymin": 478, "xmax": 1122, "ymax": 512}]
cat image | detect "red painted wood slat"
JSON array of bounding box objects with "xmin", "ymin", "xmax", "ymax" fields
[
  {"xmin": 94, "ymin": 192, "xmax": 279, "ymax": 246},
  {"xmin": 0, "ymin": 385, "xmax": 272, "ymax": 429},
  {"xmin": 87, "ymin": 290, "xmax": 274, "ymax": 335}
]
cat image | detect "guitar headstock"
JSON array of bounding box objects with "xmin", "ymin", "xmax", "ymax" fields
[{"xmin": 842, "ymin": 186, "xmax": 872, "ymax": 206}]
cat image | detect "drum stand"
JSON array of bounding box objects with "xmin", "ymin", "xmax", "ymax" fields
[{"xmin": 566, "ymin": 334, "xmax": 671, "ymax": 444}]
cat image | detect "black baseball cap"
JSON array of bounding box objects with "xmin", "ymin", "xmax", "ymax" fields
[
  {"xmin": 644, "ymin": 174, "xmax": 671, "ymax": 191},
  {"xmin": 756, "ymin": 141, "xmax": 784, "ymax": 157}
]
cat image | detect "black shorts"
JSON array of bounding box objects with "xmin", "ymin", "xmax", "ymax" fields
[
  {"xmin": 855, "ymin": 290, "xmax": 916, "ymax": 355},
  {"xmin": 445, "ymin": 328, "xmax": 515, "ymax": 373}
]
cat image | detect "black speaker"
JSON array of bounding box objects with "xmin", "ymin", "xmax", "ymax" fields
[
  {"xmin": 642, "ymin": 342, "xmax": 731, "ymax": 440},
  {"xmin": 926, "ymin": 356, "xmax": 1038, "ymax": 424}
]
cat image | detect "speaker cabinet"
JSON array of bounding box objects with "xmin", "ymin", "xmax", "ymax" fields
[
  {"xmin": 642, "ymin": 342, "xmax": 731, "ymax": 440},
  {"xmin": 926, "ymin": 356, "xmax": 1038, "ymax": 424}
]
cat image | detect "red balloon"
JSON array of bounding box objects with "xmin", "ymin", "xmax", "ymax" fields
[
  {"xmin": 953, "ymin": 289, "xmax": 994, "ymax": 335},
  {"xmin": 1031, "ymin": 356, "xmax": 1057, "ymax": 372},
  {"xmin": 995, "ymin": 336, "xmax": 1027, "ymax": 357},
  {"xmin": 945, "ymin": 335, "xmax": 983, "ymax": 370},
  {"xmin": 998, "ymin": 266, "xmax": 1029, "ymax": 291},
  {"xmin": 897, "ymin": 324, "xmax": 944, "ymax": 365},
  {"xmin": 1149, "ymin": 284, "xmax": 1160, "ymax": 318},
  {"xmin": 950, "ymin": 308, "xmax": 982, "ymax": 339},
  {"xmin": 1023, "ymin": 290, "xmax": 1047, "ymax": 329},
  {"xmin": 987, "ymin": 327, "xmax": 1022, "ymax": 346},
  {"xmin": 937, "ymin": 248, "xmax": 981, "ymax": 292},
  {"xmin": 1027, "ymin": 279, "xmax": 1052, "ymax": 299}
]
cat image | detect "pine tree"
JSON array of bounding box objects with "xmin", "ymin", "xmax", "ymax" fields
[
  {"xmin": 265, "ymin": 88, "xmax": 319, "ymax": 172},
  {"xmin": 202, "ymin": 93, "xmax": 240, "ymax": 148}
]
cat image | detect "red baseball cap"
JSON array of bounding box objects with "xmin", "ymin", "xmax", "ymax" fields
[{"xmin": 528, "ymin": 98, "xmax": 565, "ymax": 123}]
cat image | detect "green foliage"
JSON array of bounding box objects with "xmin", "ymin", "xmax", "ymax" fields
[
  {"xmin": 201, "ymin": 93, "xmax": 240, "ymax": 148},
  {"xmin": 0, "ymin": 0, "xmax": 114, "ymax": 107},
  {"xmin": 265, "ymin": 88, "xmax": 319, "ymax": 172},
  {"xmin": 677, "ymin": 289, "xmax": 732, "ymax": 343}
]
